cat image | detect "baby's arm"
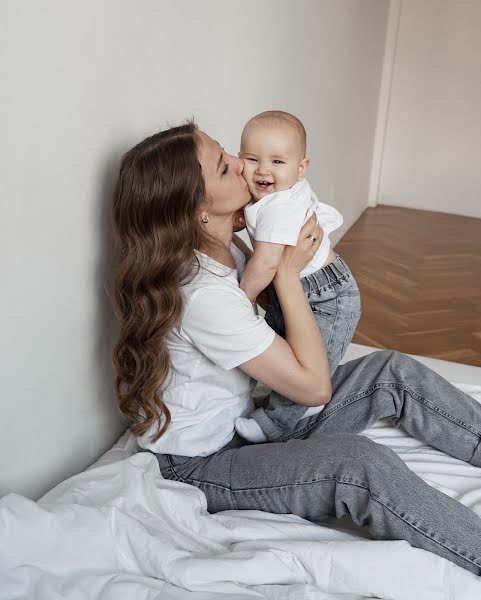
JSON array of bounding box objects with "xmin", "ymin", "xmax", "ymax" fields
[{"xmin": 240, "ymin": 241, "xmax": 285, "ymax": 303}]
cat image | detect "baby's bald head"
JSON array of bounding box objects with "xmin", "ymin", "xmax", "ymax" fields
[{"xmin": 241, "ymin": 110, "xmax": 306, "ymax": 159}]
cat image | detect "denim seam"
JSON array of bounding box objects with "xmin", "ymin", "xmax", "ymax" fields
[
  {"xmin": 468, "ymin": 439, "xmax": 481, "ymax": 465},
  {"xmin": 367, "ymin": 489, "xmax": 481, "ymax": 567},
  {"xmin": 285, "ymin": 382, "xmax": 481, "ymax": 441},
  {"xmin": 165, "ymin": 455, "xmax": 183, "ymax": 481},
  {"xmin": 167, "ymin": 460, "xmax": 233, "ymax": 493},
  {"xmin": 228, "ymin": 450, "xmax": 240, "ymax": 509},
  {"xmin": 340, "ymin": 311, "xmax": 359, "ymax": 359},
  {"xmin": 381, "ymin": 382, "xmax": 481, "ymax": 436},
  {"xmin": 324, "ymin": 296, "xmax": 338, "ymax": 349},
  {"xmin": 231, "ymin": 476, "xmax": 481, "ymax": 568}
]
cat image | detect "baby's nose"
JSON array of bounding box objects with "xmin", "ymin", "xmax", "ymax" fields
[{"xmin": 255, "ymin": 161, "xmax": 269, "ymax": 174}]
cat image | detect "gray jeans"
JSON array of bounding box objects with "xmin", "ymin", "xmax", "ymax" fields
[
  {"xmin": 154, "ymin": 350, "xmax": 481, "ymax": 575},
  {"xmin": 255, "ymin": 255, "xmax": 361, "ymax": 440}
]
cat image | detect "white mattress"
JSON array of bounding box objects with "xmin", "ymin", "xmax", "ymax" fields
[{"xmin": 1, "ymin": 344, "xmax": 481, "ymax": 599}]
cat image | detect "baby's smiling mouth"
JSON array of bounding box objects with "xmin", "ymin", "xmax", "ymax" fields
[{"xmin": 255, "ymin": 180, "xmax": 273, "ymax": 189}]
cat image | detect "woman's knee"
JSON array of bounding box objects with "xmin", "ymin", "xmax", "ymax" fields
[
  {"xmin": 372, "ymin": 349, "xmax": 421, "ymax": 376},
  {"xmin": 309, "ymin": 433, "xmax": 398, "ymax": 475},
  {"xmin": 339, "ymin": 433, "xmax": 392, "ymax": 463},
  {"xmin": 332, "ymin": 434, "xmax": 406, "ymax": 483},
  {"xmin": 371, "ymin": 349, "xmax": 400, "ymax": 364}
]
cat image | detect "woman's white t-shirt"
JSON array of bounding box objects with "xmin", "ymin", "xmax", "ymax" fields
[{"xmin": 136, "ymin": 243, "xmax": 275, "ymax": 457}]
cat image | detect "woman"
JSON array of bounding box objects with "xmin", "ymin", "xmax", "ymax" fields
[{"xmin": 112, "ymin": 122, "xmax": 481, "ymax": 575}]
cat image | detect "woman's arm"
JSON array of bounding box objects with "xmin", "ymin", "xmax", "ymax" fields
[
  {"xmin": 239, "ymin": 241, "xmax": 284, "ymax": 303},
  {"xmin": 232, "ymin": 233, "xmax": 252, "ymax": 260},
  {"xmin": 239, "ymin": 215, "xmax": 331, "ymax": 407},
  {"xmin": 255, "ymin": 287, "xmax": 270, "ymax": 311}
]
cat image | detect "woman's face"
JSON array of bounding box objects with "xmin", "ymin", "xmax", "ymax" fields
[{"xmin": 196, "ymin": 131, "xmax": 251, "ymax": 219}]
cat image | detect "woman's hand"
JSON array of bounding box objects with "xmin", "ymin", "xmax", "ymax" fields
[{"xmin": 275, "ymin": 214, "xmax": 323, "ymax": 279}]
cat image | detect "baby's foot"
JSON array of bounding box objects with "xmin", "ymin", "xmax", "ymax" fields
[{"xmin": 235, "ymin": 417, "xmax": 268, "ymax": 443}]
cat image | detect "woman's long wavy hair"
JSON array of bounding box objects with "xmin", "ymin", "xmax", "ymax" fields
[{"xmin": 112, "ymin": 121, "xmax": 210, "ymax": 443}]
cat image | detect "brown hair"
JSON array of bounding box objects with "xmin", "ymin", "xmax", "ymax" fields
[
  {"xmin": 242, "ymin": 110, "xmax": 307, "ymax": 156},
  {"xmin": 111, "ymin": 121, "xmax": 209, "ymax": 443}
]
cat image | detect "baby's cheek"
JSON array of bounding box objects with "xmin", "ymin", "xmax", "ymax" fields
[{"xmin": 242, "ymin": 168, "xmax": 254, "ymax": 184}]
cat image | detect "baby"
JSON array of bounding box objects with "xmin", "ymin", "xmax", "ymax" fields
[{"xmin": 235, "ymin": 110, "xmax": 361, "ymax": 443}]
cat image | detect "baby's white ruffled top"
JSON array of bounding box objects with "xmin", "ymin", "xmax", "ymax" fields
[{"xmin": 244, "ymin": 179, "xmax": 343, "ymax": 278}]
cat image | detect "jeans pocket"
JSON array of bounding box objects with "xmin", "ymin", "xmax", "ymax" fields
[{"xmin": 311, "ymin": 298, "xmax": 338, "ymax": 318}]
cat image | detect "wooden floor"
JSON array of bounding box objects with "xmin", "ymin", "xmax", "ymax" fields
[{"xmin": 334, "ymin": 205, "xmax": 481, "ymax": 367}]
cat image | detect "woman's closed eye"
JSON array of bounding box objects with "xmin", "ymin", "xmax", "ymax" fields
[{"xmin": 222, "ymin": 163, "xmax": 230, "ymax": 175}]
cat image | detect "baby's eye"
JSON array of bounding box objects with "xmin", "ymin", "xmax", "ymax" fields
[
  {"xmin": 273, "ymin": 160, "xmax": 284, "ymax": 165},
  {"xmin": 246, "ymin": 157, "xmax": 257, "ymax": 162}
]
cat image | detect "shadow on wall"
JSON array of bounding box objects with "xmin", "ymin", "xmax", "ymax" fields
[{"xmin": 92, "ymin": 150, "xmax": 128, "ymax": 458}]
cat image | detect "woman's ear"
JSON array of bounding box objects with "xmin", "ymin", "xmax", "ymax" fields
[
  {"xmin": 197, "ymin": 198, "xmax": 212, "ymax": 224},
  {"xmin": 197, "ymin": 204, "xmax": 210, "ymax": 224},
  {"xmin": 297, "ymin": 157, "xmax": 311, "ymax": 181}
]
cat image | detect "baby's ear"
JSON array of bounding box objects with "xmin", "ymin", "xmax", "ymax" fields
[{"xmin": 298, "ymin": 157, "xmax": 311, "ymax": 181}]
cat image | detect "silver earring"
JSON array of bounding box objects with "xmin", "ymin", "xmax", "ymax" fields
[{"xmin": 201, "ymin": 215, "xmax": 209, "ymax": 224}]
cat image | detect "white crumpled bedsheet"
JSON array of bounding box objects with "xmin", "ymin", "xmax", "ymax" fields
[{"xmin": 2, "ymin": 381, "xmax": 481, "ymax": 599}]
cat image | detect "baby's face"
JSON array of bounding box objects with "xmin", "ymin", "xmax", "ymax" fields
[{"xmin": 239, "ymin": 124, "xmax": 306, "ymax": 201}]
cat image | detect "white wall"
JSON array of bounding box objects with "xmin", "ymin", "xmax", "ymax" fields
[
  {"xmin": 0, "ymin": 0, "xmax": 389, "ymax": 500},
  {"xmin": 377, "ymin": 0, "xmax": 481, "ymax": 217}
]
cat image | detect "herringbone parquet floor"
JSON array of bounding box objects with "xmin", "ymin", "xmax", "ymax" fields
[{"xmin": 334, "ymin": 205, "xmax": 481, "ymax": 367}]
